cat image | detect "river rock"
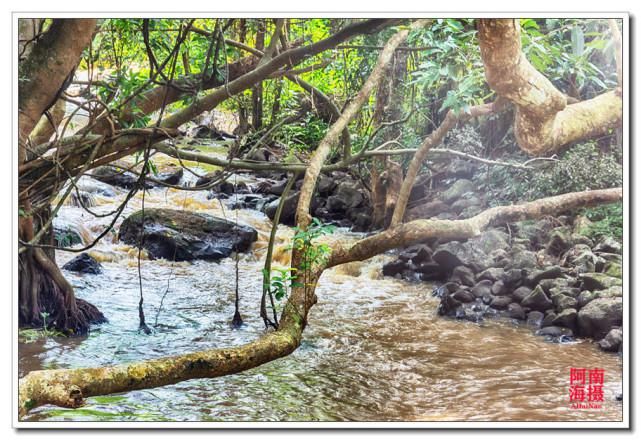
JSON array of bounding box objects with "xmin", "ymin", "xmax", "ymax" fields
[
  {"xmin": 264, "ymin": 192, "xmax": 300, "ymax": 226},
  {"xmin": 91, "ymin": 165, "xmax": 152, "ymax": 189},
  {"xmin": 603, "ymin": 261, "xmax": 622, "ymax": 278},
  {"xmin": 579, "ymin": 273, "xmax": 622, "ymax": 291},
  {"xmin": 501, "ymin": 268, "xmax": 524, "ymax": 287},
  {"xmin": 452, "ymin": 289, "xmax": 475, "ymax": 303},
  {"xmin": 511, "ymin": 286, "xmax": 532, "ymax": 303},
  {"xmin": 577, "ymin": 297, "xmax": 623, "ymax": 339},
  {"xmin": 594, "ymin": 237, "xmax": 622, "ymax": 255},
  {"xmin": 491, "ymin": 280, "xmax": 509, "ymax": 296},
  {"xmin": 451, "ymin": 266, "xmax": 475, "ymax": 286},
  {"xmin": 437, "ymin": 294, "xmax": 462, "ymax": 317},
  {"xmin": 526, "ymin": 311, "xmax": 544, "ymax": 328},
  {"xmin": 477, "ymin": 267, "xmax": 504, "ymax": 283},
  {"xmin": 407, "ymin": 244, "xmax": 433, "ymax": 265},
  {"xmin": 507, "ymin": 302, "xmax": 526, "ymax": 320},
  {"xmin": 407, "ymin": 200, "xmax": 449, "ymax": 220},
  {"xmin": 451, "ymin": 196, "xmax": 480, "ymax": 214},
  {"xmin": 382, "ymin": 260, "xmax": 407, "ymax": 277},
  {"xmin": 563, "ymin": 244, "xmax": 602, "ymax": 273},
  {"xmin": 550, "ymin": 308, "xmax": 578, "ymax": 331},
  {"xmin": 416, "ymin": 262, "xmax": 446, "ymax": 281},
  {"xmin": 471, "ymin": 280, "xmax": 493, "ymax": 298},
  {"xmin": 441, "ymin": 179, "xmax": 475, "ymax": 203},
  {"xmin": 53, "ymin": 225, "xmax": 84, "ymax": 247},
  {"xmin": 62, "ymin": 253, "xmax": 102, "ymax": 274},
  {"xmin": 155, "ymin": 164, "xmax": 184, "ymax": 186},
  {"xmin": 433, "ymin": 229, "xmax": 508, "ymax": 272},
  {"xmin": 502, "ymin": 248, "xmax": 538, "ymax": 270},
  {"xmin": 525, "ymin": 266, "xmax": 563, "ymax": 287},
  {"xmin": 490, "ymin": 295, "xmax": 512, "ymax": 310},
  {"xmin": 598, "ymin": 328, "xmax": 623, "ymax": 352},
  {"xmin": 514, "ymin": 218, "xmax": 557, "ymax": 248},
  {"xmin": 326, "ymin": 181, "xmax": 364, "ymax": 212},
  {"xmin": 551, "ymin": 293, "xmax": 578, "ymax": 311},
  {"xmin": 317, "ymin": 174, "xmax": 337, "ymax": 196},
  {"xmin": 119, "ymin": 208, "xmax": 257, "ymax": 261},
  {"xmin": 545, "ymin": 227, "xmax": 573, "ymax": 256},
  {"xmin": 577, "ymin": 290, "xmax": 597, "ymax": 309},
  {"xmin": 69, "ymin": 191, "xmax": 96, "ymax": 208},
  {"xmin": 536, "ymin": 326, "xmax": 574, "ymax": 338},
  {"xmin": 521, "ymin": 285, "xmax": 554, "ymax": 312}
]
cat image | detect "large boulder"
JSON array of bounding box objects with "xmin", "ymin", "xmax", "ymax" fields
[
  {"xmin": 407, "ymin": 200, "xmax": 449, "ymax": 220},
  {"xmin": 432, "ymin": 229, "xmax": 509, "ymax": 272},
  {"xmin": 521, "ymin": 285, "xmax": 554, "ymax": 312},
  {"xmin": 62, "ymin": 253, "xmax": 102, "ymax": 274},
  {"xmin": 326, "ymin": 181, "xmax": 365, "ymax": 213},
  {"xmin": 91, "ymin": 165, "xmax": 153, "ymax": 190},
  {"xmin": 577, "ymin": 297, "xmax": 623, "ymax": 339},
  {"xmin": 263, "ymin": 192, "xmax": 300, "ymax": 226},
  {"xmin": 441, "ymin": 179, "xmax": 475, "ymax": 203},
  {"xmin": 119, "ymin": 209, "xmax": 257, "ymax": 261},
  {"xmin": 579, "ymin": 273, "xmax": 622, "ymax": 291},
  {"xmin": 598, "ymin": 328, "xmax": 623, "ymax": 352}
]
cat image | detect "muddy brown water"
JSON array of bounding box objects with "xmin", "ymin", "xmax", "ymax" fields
[{"xmin": 19, "ymin": 159, "xmax": 623, "ymax": 422}]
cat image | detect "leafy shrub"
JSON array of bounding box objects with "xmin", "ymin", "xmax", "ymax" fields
[
  {"xmin": 483, "ymin": 141, "xmax": 622, "ymax": 204},
  {"xmin": 580, "ymin": 203, "xmax": 623, "ymax": 241}
]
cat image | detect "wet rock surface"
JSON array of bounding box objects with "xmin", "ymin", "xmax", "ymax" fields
[
  {"xmin": 119, "ymin": 208, "xmax": 258, "ymax": 261},
  {"xmin": 382, "ymin": 215, "xmax": 624, "ymax": 351},
  {"xmin": 62, "ymin": 253, "xmax": 103, "ymax": 274}
]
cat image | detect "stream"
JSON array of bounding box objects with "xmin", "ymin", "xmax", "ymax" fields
[{"xmin": 19, "ymin": 146, "xmax": 623, "ymax": 422}]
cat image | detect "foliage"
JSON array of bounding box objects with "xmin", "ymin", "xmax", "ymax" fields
[
  {"xmin": 409, "ymin": 19, "xmax": 490, "ymax": 115},
  {"xmin": 580, "ymin": 204, "xmax": 623, "ymax": 241},
  {"xmin": 264, "ymin": 218, "xmax": 335, "ymax": 304},
  {"xmin": 483, "ymin": 141, "xmax": 622, "ymax": 204},
  {"xmin": 276, "ymin": 113, "xmax": 329, "ymax": 151},
  {"xmin": 520, "ymin": 18, "xmax": 618, "ymax": 99}
]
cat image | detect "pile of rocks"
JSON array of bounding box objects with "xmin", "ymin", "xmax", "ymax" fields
[
  {"xmin": 382, "ymin": 220, "xmax": 623, "ymax": 352},
  {"xmin": 257, "ymin": 171, "xmax": 373, "ymax": 231}
]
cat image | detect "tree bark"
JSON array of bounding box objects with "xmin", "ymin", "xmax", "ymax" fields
[
  {"xmin": 477, "ymin": 19, "xmax": 623, "ymax": 156},
  {"xmin": 18, "ymin": 19, "xmax": 102, "ymax": 335},
  {"xmin": 19, "ymin": 19, "xmax": 96, "ymax": 164}
]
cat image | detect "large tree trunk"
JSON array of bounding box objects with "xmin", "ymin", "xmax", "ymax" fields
[
  {"xmin": 477, "ymin": 19, "xmax": 623, "ymax": 156},
  {"xmin": 18, "ymin": 19, "xmax": 102, "ymax": 335},
  {"xmin": 370, "ymin": 49, "xmax": 408, "ymax": 229},
  {"xmin": 18, "ymin": 208, "xmax": 106, "ymax": 334}
]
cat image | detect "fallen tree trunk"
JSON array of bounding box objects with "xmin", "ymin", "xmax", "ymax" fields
[{"xmin": 18, "ymin": 186, "xmax": 622, "ymax": 418}]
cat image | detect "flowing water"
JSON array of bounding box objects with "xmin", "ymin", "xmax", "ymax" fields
[{"xmin": 19, "ymin": 151, "xmax": 623, "ymax": 422}]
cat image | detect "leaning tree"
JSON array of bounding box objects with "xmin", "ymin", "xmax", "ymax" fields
[{"xmin": 18, "ymin": 18, "xmax": 623, "ymax": 417}]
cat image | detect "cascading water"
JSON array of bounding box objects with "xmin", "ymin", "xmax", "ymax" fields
[{"xmin": 19, "ymin": 149, "xmax": 623, "ymax": 422}]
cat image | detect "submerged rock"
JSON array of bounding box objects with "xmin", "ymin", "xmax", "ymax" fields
[
  {"xmin": 62, "ymin": 253, "xmax": 102, "ymax": 274},
  {"xmin": 119, "ymin": 208, "xmax": 257, "ymax": 261},
  {"xmin": 598, "ymin": 328, "xmax": 623, "ymax": 352}
]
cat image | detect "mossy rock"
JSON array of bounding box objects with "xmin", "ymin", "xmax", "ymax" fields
[{"xmin": 119, "ymin": 208, "xmax": 257, "ymax": 261}]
